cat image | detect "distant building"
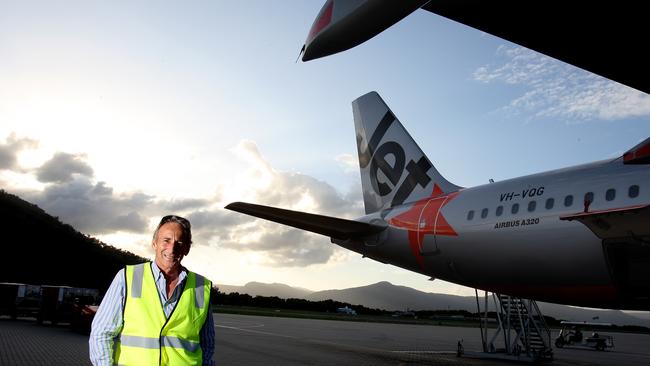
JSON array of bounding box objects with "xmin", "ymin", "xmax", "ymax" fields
[
  {"xmin": 337, "ymin": 306, "xmax": 357, "ymax": 315},
  {"xmin": 392, "ymin": 310, "xmax": 416, "ymax": 318}
]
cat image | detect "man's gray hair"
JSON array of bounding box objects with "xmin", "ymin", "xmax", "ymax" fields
[{"xmin": 153, "ymin": 215, "xmax": 192, "ymax": 245}]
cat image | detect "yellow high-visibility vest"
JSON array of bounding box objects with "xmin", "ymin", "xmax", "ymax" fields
[{"xmin": 115, "ymin": 263, "xmax": 211, "ymax": 366}]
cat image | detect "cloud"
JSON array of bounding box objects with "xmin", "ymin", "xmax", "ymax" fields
[
  {"xmin": 108, "ymin": 211, "xmax": 149, "ymax": 233},
  {"xmin": 36, "ymin": 152, "xmax": 94, "ymax": 183},
  {"xmin": 0, "ymin": 133, "xmax": 38, "ymax": 171},
  {"xmin": 473, "ymin": 45, "xmax": 650, "ymax": 121},
  {"xmin": 335, "ymin": 153, "xmax": 358, "ymax": 173},
  {"xmin": 211, "ymin": 140, "xmax": 363, "ymax": 267},
  {"xmin": 19, "ymin": 175, "xmax": 215, "ymax": 238},
  {"xmin": 215, "ymin": 217, "xmax": 339, "ymax": 267},
  {"xmin": 187, "ymin": 209, "xmax": 248, "ymax": 244},
  {"xmin": 3, "ymin": 134, "xmax": 362, "ymax": 268},
  {"xmin": 0, "ymin": 136, "xmax": 160, "ymax": 235},
  {"xmin": 235, "ymin": 140, "xmax": 362, "ymax": 218},
  {"xmin": 163, "ymin": 198, "xmax": 212, "ymax": 212},
  {"xmin": 21, "ymin": 177, "xmax": 154, "ymax": 235},
  {"xmin": 222, "ymin": 226, "xmax": 335, "ymax": 267},
  {"xmin": 0, "ymin": 136, "xmax": 221, "ymax": 239}
]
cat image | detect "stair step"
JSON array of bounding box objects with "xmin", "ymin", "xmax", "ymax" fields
[{"xmin": 490, "ymin": 295, "xmax": 552, "ymax": 356}]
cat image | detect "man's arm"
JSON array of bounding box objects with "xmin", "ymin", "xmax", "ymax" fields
[
  {"xmin": 200, "ymin": 302, "xmax": 215, "ymax": 366},
  {"xmin": 89, "ymin": 269, "xmax": 125, "ymax": 366}
]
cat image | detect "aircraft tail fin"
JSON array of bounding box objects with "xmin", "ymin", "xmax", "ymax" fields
[{"xmin": 352, "ymin": 91, "xmax": 461, "ymax": 214}]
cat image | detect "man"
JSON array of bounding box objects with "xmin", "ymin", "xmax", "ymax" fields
[{"xmin": 89, "ymin": 215, "xmax": 214, "ymax": 365}]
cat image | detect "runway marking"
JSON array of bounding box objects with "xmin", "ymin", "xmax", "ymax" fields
[
  {"xmin": 214, "ymin": 324, "xmax": 296, "ymax": 339},
  {"xmin": 391, "ymin": 350, "xmax": 457, "ymax": 355},
  {"xmin": 215, "ymin": 321, "xmax": 265, "ymax": 329},
  {"xmin": 216, "ymin": 324, "xmax": 399, "ymax": 353},
  {"xmin": 215, "ymin": 323, "xmax": 459, "ymax": 359}
]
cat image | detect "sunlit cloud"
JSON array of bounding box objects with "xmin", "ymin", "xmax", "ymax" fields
[
  {"xmin": 221, "ymin": 224, "xmax": 335, "ymax": 267},
  {"xmin": 187, "ymin": 208, "xmax": 248, "ymax": 245},
  {"xmin": 335, "ymin": 153, "xmax": 358, "ymax": 173},
  {"xmin": 474, "ymin": 45, "xmax": 650, "ymax": 121},
  {"xmin": 214, "ymin": 140, "xmax": 363, "ymax": 267},
  {"xmin": 228, "ymin": 140, "xmax": 361, "ymax": 217},
  {"xmin": 36, "ymin": 152, "xmax": 94, "ymax": 183},
  {"xmin": 0, "ymin": 133, "xmax": 38, "ymax": 171},
  {"xmin": 21, "ymin": 177, "xmax": 153, "ymax": 235},
  {"xmin": 163, "ymin": 197, "xmax": 212, "ymax": 212},
  {"xmin": 3, "ymin": 134, "xmax": 362, "ymax": 268}
]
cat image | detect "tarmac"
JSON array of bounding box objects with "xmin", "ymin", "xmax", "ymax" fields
[{"xmin": 2, "ymin": 313, "xmax": 650, "ymax": 365}]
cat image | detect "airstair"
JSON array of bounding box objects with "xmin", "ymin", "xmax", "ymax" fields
[{"xmin": 458, "ymin": 290, "xmax": 553, "ymax": 362}]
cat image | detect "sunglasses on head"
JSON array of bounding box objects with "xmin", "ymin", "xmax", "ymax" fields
[{"xmin": 158, "ymin": 215, "xmax": 191, "ymax": 231}]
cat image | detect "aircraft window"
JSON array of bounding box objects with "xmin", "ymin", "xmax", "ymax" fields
[
  {"xmin": 584, "ymin": 192, "xmax": 594, "ymax": 204},
  {"xmin": 467, "ymin": 210, "xmax": 474, "ymax": 220},
  {"xmin": 545, "ymin": 198, "xmax": 554, "ymax": 210},
  {"xmin": 629, "ymin": 185, "xmax": 640, "ymax": 198},
  {"xmin": 528, "ymin": 201, "xmax": 536, "ymax": 212},
  {"xmin": 564, "ymin": 195, "xmax": 573, "ymax": 207},
  {"xmin": 481, "ymin": 208, "xmax": 488, "ymax": 219},
  {"xmin": 496, "ymin": 205, "xmax": 503, "ymax": 216},
  {"xmin": 606, "ymin": 188, "xmax": 616, "ymax": 201},
  {"xmin": 511, "ymin": 203, "xmax": 519, "ymax": 214}
]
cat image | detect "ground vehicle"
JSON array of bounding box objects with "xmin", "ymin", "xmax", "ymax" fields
[
  {"xmin": 0, "ymin": 282, "xmax": 41, "ymax": 319},
  {"xmin": 37, "ymin": 285, "xmax": 99, "ymax": 325},
  {"xmin": 555, "ymin": 321, "xmax": 615, "ymax": 351},
  {"xmin": 70, "ymin": 297, "xmax": 99, "ymax": 334}
]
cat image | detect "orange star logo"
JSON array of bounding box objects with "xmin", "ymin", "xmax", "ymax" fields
[{"xmin": 388, "ymin": 184, "xmax": 460, "ymax": 270}]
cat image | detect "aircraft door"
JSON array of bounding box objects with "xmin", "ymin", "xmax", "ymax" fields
[{"xmin": 418, "ymin": 196, "xmax": 449, "ymax": 255}]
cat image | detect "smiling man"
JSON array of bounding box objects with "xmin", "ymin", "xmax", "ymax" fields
[{"xmin": 89, "ymin": 215, "xmax": 215, "ymax": 366}]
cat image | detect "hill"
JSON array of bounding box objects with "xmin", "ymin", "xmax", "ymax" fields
[
  {"xmin": 220, "ymin": 280, "xmax": 650, "ymax": 327},
  {"xmin": 0, "ymin": 189, "xmax": 146, "ymax": 292},
  {"xmin": 308, "ymin": 281, "xmax": 472, "ymax": 311},
  {"xmin": 217, "ymin": 282, "xmax": 313, "ymax": 299},
  {"xmin": 310, "ymin": 281, "xmax": 650, "ymax": 327}
]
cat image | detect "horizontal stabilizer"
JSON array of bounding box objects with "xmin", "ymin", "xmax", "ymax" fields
[{"xmin": 225, "ymin": 202, "xmax": 386, "ymax": 240}]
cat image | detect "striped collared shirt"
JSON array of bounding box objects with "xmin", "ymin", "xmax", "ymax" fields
[{"xmin": 89, "ymin": 262, "xmax": 215, "ymax": 365}]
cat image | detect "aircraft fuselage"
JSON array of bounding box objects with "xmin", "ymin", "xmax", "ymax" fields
[
  {"xmin": 335, "ymin": 158, "xmax": 650, "ymax": 310},
  {"xmin": 227, "ymin": 92, "xmax": 650, "ymax": 311}
]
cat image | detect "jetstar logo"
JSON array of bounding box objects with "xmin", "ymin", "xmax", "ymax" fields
[
  {"xmin": 357, "ymin": 110, "xmax": 432, "ymax": 208},
  {"xmin": 388, "ymin": 184, "xmax": 459, "ymax": 271}
]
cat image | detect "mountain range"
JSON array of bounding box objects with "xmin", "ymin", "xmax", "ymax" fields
[{"xmin": 217, "ymin": 280, "xmax": 650, "ymax": 327}]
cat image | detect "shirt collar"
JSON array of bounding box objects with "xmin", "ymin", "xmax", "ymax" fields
[{"xmin": 150, "ymin": 261, "xmax": 188, "ymax": 283}]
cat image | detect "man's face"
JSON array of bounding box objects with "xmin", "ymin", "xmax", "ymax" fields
[{"xmin": 152, "ymin": 222, "xmax": 190, "ymax": 271}]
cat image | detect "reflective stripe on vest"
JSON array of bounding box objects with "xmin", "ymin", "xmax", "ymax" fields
[
  {"xmin": 115, "ymin": 263, "xmax": 211, "ymax": 366},
  {"xmin": 119, "ymin": 335, "xmax": 201, "ymax": 353}
]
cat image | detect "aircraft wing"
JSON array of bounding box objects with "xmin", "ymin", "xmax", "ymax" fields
[
  {"xmin": 225, "ymin": 202, "xmax": 386, "ymax": 240},
  {"xmin": 421, "ymin": 0, "xmax": 649, "ymax": 95},
  {"xmin": 560, "ymin": 204, "xmax": 650, "ymax": 240},
  {"xmin": 303, "ymin": 0, "xmax": 649, "ymax": 94}
]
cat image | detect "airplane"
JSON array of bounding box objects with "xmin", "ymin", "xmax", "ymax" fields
[
  {"xmin": 227, "ymin": 91, "xmax": 650, "ymax": 311},
  {"xmin": 300, "ymin": 0, "xmax": 650, "ymax": 95}
]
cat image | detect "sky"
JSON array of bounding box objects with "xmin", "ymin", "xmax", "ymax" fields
[{"xmin": 2, "ymin": 1, "xmax": 650, "ymax": 296}]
